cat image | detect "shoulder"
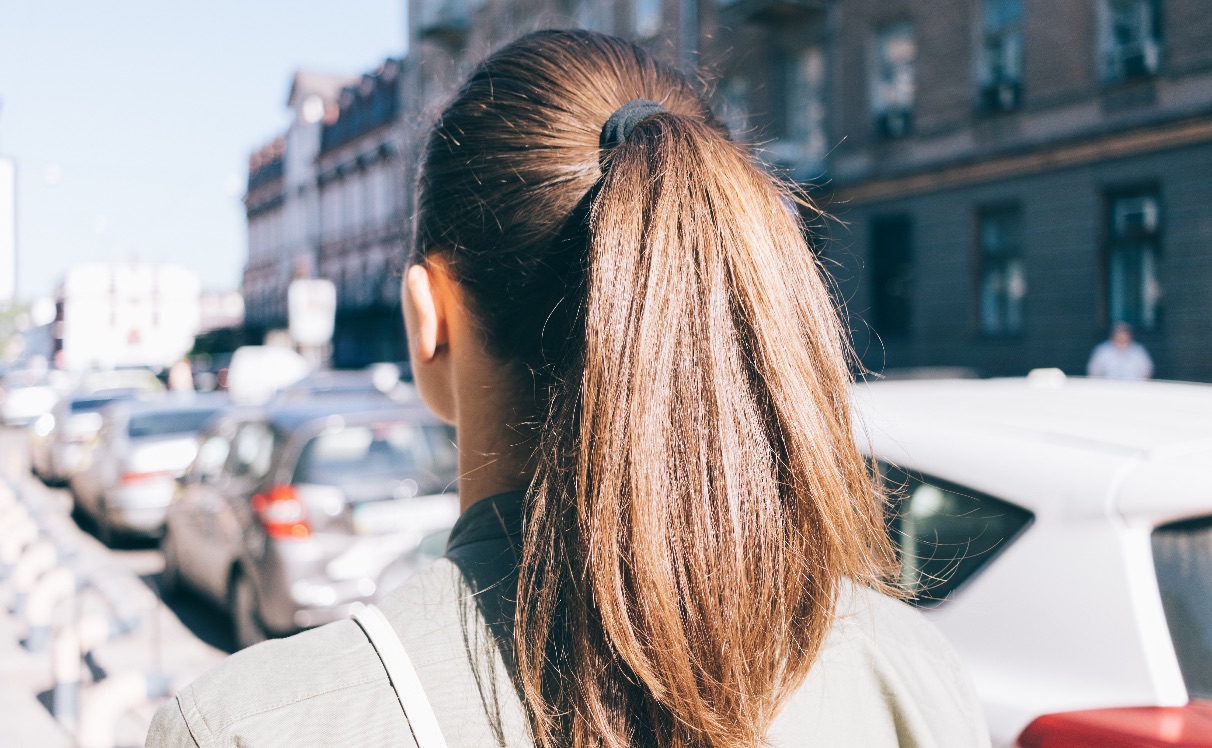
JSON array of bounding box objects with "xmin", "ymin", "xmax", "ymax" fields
[
  {"xmin": 146, "ymin": 560, "xmax": 524, "ymax": 748},
  {"xmin": 768, "ymin": 584, "xmax": 990, "ymax": 747},
  {"xmin": 147, "ymin": 618, "xmax": 410, "ymax": 747},
  {"xmin": 146, "ymin": 561, "xmax": 472, "ymax": 748}
]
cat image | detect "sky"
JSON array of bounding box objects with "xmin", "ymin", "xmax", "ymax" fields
[{"xmin": 0, "ymin": 0, "xmax": 405, "ymax": 300}]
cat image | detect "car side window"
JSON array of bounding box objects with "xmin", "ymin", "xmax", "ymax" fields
[
  {"xmin": 229, "ymin": 422, "xmax": 275, "ymax": 480},
  {"xmin": 1152, "ymin": 515, "xmax": 1212, "ymax": 701},
  {"xmin": 192, "ymin": 432, "xmax": 232, "ymax": 483},
  {"xmin": 880, "ymin": 463, "xmax": 1034, "ymax": 606}
]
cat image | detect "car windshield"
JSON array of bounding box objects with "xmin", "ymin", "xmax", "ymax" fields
[
  {"xmin": 1152, "ymin": 515, "xmax": 1212, "ymax": 700},
  {"xmin": 71, "ymin": 392, "xmax": 135, "ymax": 413},
  {"xmin": 128, "ymin": 409, "xmax": 219, "ymax": 438},
  {"xmin": 294, "ymin": 422, "xmax": 457, "ymax": 497}
]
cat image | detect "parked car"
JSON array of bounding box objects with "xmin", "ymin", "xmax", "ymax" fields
[
  {"xmin": 70, "ymin": 396, "xmax": 226, "ymax": 544},
  {"xmin": 855, "ymin": 374, "xmax": 1212, "ymax": 747},
  {"xmin": 0, "ymin": 367, "xmax": 67, "ymax": 426},
  {"xmin": 224, "ymin": 345, "xmax": 310, "ymax": 404},
  {"xmin": 271, "ymin": 364, "xmax": 414, "ymax": 406},
  {"xmin": 161, "ymin": 400, "xmax": 459, "ymax": 648},
  {"xmin": 77, "ymin": 367, "xmax": 165, "ymax": 395},
  {"xmin": 375, "ymin": 525, "xmax": 455, "ymax": 597},
  {"xmin": 31, "ymin": 385, "xmax": 161, "ymax": 486}
]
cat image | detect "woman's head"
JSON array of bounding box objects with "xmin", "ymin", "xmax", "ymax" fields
[
  {"xmin": 406, "ymin": 30, "xmax": 895, "ymax": 748},
  {"xmin": 408, "ymin": 31, "xmax": 722, "ymax": 386}
]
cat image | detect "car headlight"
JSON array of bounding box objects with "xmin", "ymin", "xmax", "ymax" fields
[{"xmin": 33, "ymin": 413, "xmax": 55, "ymax": 437}]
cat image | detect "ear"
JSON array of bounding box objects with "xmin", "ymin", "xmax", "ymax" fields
[{"xmin": 404, "ymin": 263, "xmax": 447, "ymax": 363}]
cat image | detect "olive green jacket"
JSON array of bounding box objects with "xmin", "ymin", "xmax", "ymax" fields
[{"xmin": 146, "ymin": 493, "xmax": 990, "ymax": 747}]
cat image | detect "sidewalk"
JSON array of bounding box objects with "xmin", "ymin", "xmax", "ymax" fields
[
  {"xmin": 0, "ymin": 430, "xmax": 228, "ymax": 748},
  {"xmin": 0, "ymin": 605, "xmax": 73, "ymax": 747}
]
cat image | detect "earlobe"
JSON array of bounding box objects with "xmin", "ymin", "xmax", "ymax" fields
[{"xmin": 405, "ymin": 264, "xmax": 444, "ymax": 363}]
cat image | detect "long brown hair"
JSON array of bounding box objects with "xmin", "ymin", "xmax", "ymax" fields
[{"xmin": 414, "ymin": 30, "xmax": 896, "ymax": 748}]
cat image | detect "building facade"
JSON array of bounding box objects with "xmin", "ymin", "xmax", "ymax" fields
[
  {"xmin": 247, "ymin": 0, "xmax": 1212, "ymax": 379},
  {"xmin": 0, "ymin": 156, "xmax": 15, "ymax": 308},
  {"xmin": 822, "ymin": 0, "xmax": 1212, "ymax": 382},
  {"xmin": 54, "ymin": 263, "xmax": 200, "ymax": 371},
  {"xmin": 316, "ymin": 59, "xmax": 408, "ymax": 368},
  {"xmin": 243, "ymin": 71, "xmax": 355, "ymax": 343},
  {"xmin": 418, "ymin": 0, "xmax": 1212, "ymax": 381}
]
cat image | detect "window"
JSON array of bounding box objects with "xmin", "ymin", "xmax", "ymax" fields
[
  {"xmin": 191, "ymin": 432, "xmax": 232, "ymax": 483},
  {"xmin": 571, "ymin": 0, "xmax": 612, "ymax": 32},
  {"xmin": 718, "ymin": 75, "xmax": 752, "ymax": 140},
  {"xmin": 978, "ymin": 205, "xmax": 1026, "ymax": 336},
  {"xmin": 1153, "ymin": 515, "xmax": 1212, "ymax": 700},
  {"xmin": 872, "ymin": 22, "xmax": 915, "ymax": 138},
  {"xmin": 293, "ymin": 423, "xmax": 458, "ymax": 498},
  {"xmin": 881, "ymin": 464, "xmax": 1034, "ymax": 605},
  {"xmin": 772, "ymin": 46, "xmax": 827, "ymax": 169},
  {"xmin": 1106, "ymin": 188, "xmax": 1162, "ymax": 330},
  {"xmin": 229, "ymin": 422, "xmax": 275, "ymax": 480},
  {"xmin": 1100, "ymin": 0, "xmax": 1162, "ymax": 82},
  {"xmin": 128, "ymin": 408, "xmax": 221, "ymax": 439},
  {"xmin": 871, "ymin": 215, "xmax": 914, "ymax": 339},
  {"xmin": 977, "ymin": 0, "xmax": 1023, "ymax": 112},
  {"xmin": 634, "ymin": 0, "xmax": 661, "ymax": 38}
]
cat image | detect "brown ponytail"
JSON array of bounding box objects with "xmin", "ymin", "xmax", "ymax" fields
[{"xmin": 415, "ymin": 30, "xmax": 896, "ymax": 748}]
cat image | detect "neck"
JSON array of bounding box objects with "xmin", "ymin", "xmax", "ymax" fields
[{"xmin": 451, "ymin": 360, "xmax": 539, "ymax": 513}]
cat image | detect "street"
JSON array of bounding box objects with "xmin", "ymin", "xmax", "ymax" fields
[{"xmin": 0, "ymin": 426, "xmax": 230, "ymax": 748}]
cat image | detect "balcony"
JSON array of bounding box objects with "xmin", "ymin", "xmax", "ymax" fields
[
  {"xmin": 417, "ymin": 0, "xmax": 470, "ymax": 47},
  {"xmin": 717, "ymin": 0, "xmax": 828, "ymax": 25}
]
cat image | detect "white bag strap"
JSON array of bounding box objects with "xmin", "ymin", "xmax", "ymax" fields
[{"xmin": 353, "ymin": 604, "xmax": 448, "ymax": 748}]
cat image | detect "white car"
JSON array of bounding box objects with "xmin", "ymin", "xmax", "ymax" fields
[
  {"xmin": 855, "ymin": 374, "xmax": 1212, "ymax": 747},
  {"xmin": 71, "ymin": 396, "xmax": 225, "ymax": 543},
  {"xmin": 0, "ymin": 368, "xmax": 65, "ymax": 426}
]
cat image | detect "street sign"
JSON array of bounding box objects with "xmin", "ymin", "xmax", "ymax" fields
[{"xmin": 288, "ymin": 278, "xmax": 336, "ymax": 347}]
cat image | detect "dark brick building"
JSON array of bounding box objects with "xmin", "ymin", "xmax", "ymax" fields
[
  {"xmin": 403, "ymin": 0, "xmax": 1212, "ymax": 380},
  {"xmin": 817, "ymin": 0, "xmax": 1212, "ymax": 380}
]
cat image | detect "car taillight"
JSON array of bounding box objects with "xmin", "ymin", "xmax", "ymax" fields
[
  {"xmin": 1018, "ymin": 700, "xmax": 1212, "ymax": 747},
  {"xmin": 120, "ymin": 471, "xmax": 173, "ymax": 484},
  {"xmin": 251, "ymin": 485, "xmax": 311, "ymax": 540}
]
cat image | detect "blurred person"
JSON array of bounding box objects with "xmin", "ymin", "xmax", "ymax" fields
[
  {"xmin": 168, "ymin": 358, "xmax": 195, "ymax": 392},
  {"xmin": 147, "ymin": 31, "xmax": 987, "ymax": 748},
  {"xmin": 1087, "ymin": 322, "xmax": 1154, "ymax": 380}
]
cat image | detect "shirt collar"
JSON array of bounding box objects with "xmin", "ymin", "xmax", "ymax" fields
[{"xmin": 445, "ymin": 490, "xmax": 526, "ymax": 552}]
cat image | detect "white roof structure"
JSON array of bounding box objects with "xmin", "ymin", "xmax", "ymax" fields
[
  {"xmin": 854, "ymin": 375, "xmax": 1212, "ymax": 522},
  {"xmin": 855, "ymin": 375, "xmax": 1212, "ymax": 742}
]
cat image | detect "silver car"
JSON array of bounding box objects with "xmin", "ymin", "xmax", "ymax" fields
[
  {"xmin": 70, "ymin": 396, "xmax": 226, "ymax": 544},
  {"xmin": 161, "ymin": 401, "xmax": 458, "ymax": 648},
  {"xmin": 31, "ymin": 389, "xmax": 151, "ymax": 485},
  {"xmin": 31, "ymin": 370, "xmax": 166, "ymax": 484}
]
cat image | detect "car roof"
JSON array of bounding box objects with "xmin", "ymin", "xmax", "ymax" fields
[
  {"xmin": 284, "ymin": 368, "xmax": 382, "ymax": 387},
  {"xmin": 857, "ymin": 376, "xmax": 1212, "ymax": 457},
  {"xmin": 260, "ymin": 398, "xmax": 441, "ymax": 434},
  {"xmin": 854, "ymin": 376, "xmax": 1212, "ymax": 522},
  {"xmin": 106, "ymin": 393, "xmax": 229, "ymax": 415}
]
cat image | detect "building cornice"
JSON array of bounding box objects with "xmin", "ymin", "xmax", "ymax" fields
[{"xmin": 832, "ymin": 113, "xmax": 1212, "ymax": 205}]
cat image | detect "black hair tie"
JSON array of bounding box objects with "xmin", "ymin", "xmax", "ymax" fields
[{"xmin": 599, "ymin": 98, "xmax": 668, "ymax": 150}]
